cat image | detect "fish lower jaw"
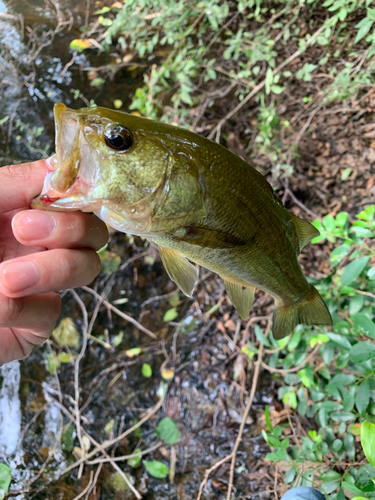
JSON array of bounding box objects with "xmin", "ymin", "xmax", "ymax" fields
[{"xmin": 96, "ymin": 204, "xmax": 154, "ymax": 236}]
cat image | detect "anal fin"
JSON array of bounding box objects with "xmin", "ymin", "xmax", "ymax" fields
[
  {"xmin": 159, "ymin": 247, "xmax": 198, "ymax": 297},
  {"xmin": 223, "ymin": 279, "xmax": 255, "ymax": 320}
]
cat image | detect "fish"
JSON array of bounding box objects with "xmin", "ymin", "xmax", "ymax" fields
[{"xmin": 32, "ymin": 103, "xmax": 332, "ymax": 339}]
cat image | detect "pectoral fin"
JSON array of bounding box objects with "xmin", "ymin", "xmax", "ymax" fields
[
  {"xmin": 289, "ymin": 213, "xmax": 320, "ymax": 252},
  {"xmin": 159, "ymin": 247, "xmax": 198, "ymax": 297},
  {"xmin": 179, "ymin": 224, "xmax": 247, "ymax": 249},
  {"xmin": 223, "ymin": 279, "xmax": 255, "ymax": 320}
]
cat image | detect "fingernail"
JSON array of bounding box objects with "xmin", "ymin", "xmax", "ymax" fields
[
  {"xmin": 0, "ymin": 261, "xmax": 38, "ymax": 293},
  {"xmin": 13, "ymin": 211, "xmax": 56, "ymax": 240}
]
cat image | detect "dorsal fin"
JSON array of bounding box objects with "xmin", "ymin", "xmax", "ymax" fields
[
  {"xmin": 289, "ymin": 213, "xmax": 320, "ymax": 252},
  {"xmin": 222, "ymin": 279, "xmax": 255, "ymax": 320},
  {"xmin": 159, "ymin": 247, "xmax": 198, "ymax": 297}
]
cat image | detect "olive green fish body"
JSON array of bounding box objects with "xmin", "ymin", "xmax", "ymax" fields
[{"xmin": 33, "ymin": 104, "xmax": 332, "ymax": 339}]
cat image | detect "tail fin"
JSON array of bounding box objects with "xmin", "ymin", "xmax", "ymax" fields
[{"xmin": 273, "ymin": 285, "xmax": 332, "ymax": 340}]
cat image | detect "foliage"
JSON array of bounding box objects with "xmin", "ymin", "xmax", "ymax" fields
[
  {"xmin": 156, "ymin": 417, "xmax": 180, "ymax": 444},
  {"xmin": 144, "ymin": 460, "xmax": 169, "ymax": 479},
  {"xmin": 70, "ymin": 0, "xmax": 375, "ymax": 180},
  {"xmin": 260, "ymin": 205, "xmax": 375, "ymax": 498},
  {"xmin": 0, "ymin": 464, "xmax": 11, "ymax": 500}
]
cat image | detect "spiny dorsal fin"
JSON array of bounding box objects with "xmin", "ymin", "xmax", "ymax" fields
[
  {"xmin": 159, "ymin": 247, "xmax": 198, "ymax": 297},
  {"xmin": 223, "ymin": 279, "xmax": 255, "ymax": 320},
  {"xmin": 289, "ymin": 213, "xmax": 320, "ymax": 252}
]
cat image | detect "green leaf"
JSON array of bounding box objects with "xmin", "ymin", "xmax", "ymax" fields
[
  {"xmin": 58, "ymin": 352, "xmax": 75, "ymax": 363},
  {"xmin": 341, "ymin": 256, "xmax": 370, "ymax": 286},
  {"xmin": 271, "ymin": 85, "xmax": 284, "ymax": 94},
  {"xmin": 336, "ymin": 212, "xmax": 349, "ymax": 227},
  {"xmin": 144, "ymin": 460, "xmax": 169, "ymax": 479},
  {"xmin": 105, "ymin": 419, "xmax": 115, "ymax": 434},
  {"xmin": 330, "ymin": 373, "xmax": 357, "ymax": 387},
  {"xmin": 91, "ymin": 77, "xmax": 106, "ymax": 87},
  {"xmin": 94, "ymin": 6, "xmax": 111, "ymax": 14},
  {"xmin": 344, "ymin": 432, "xmax": 355, "ymax": 460},
  {"xmin": 361, "ymin": 421, "xmax": 375, "ymax": 467},
  {"xmin": 351, "ymin": 227, "xmax": 374, "ymax": 238},
  {"xmin": 356, "ymin": 379, "xmax": 370, "ymax": 415},
  {"xmin": 156, "ymin": 417, "xmax": 180, "ymax": 444},
  {"xmin": 343, "ymin": 386, "xmax": 356, "ymax": 412},
  {"xmin": 0, "ymin": 464, "xmax": 12, "ymax": 500},
  {"xmin": 265, "ymin": 67, "xmax": 273, "ymax": 94},
  {"xmin": 325, "ymin": 332, "xmax": 352, "ymax": 350},
  {"xmin": 342, "ymin": 481, "xmax": 365, "ymax": 495},
  {"xmin": 265, "ymin": 405, "xmax": 273, "ymax": 431},
  {"xmin": 320, "ymin": 470, "xmax": 342, "ymax": 481},
  {"xmin": 52, "ymin": 317, "xmax": 80, "ymax": 348},
  {"xmin": 368, "ymin": 8, "xmax": 375, "ymax": 21},
  {"xmin": 254, "ymin": 325, "xmax": 271, "ymax": 347},
  {"xmin": 341, "ymin": 167, "xmax": 352, "ymax": 180},
  {"xmin": 321, "ymin": 480, "xmax": 341, "ymax": 494},
  {"xmin": 349, "ymin": 294, "xmax": 365, "ymax": 316},
  {"xmin": 353, "ymin": 314, "xmax": 375, "ymax": 339},
  {"xmin": 355, "ymin": 17, "xmax": 374, "ymax": 43},
  {"xmin": 163, "ymin": 308, "xmax": 179, "ymax": 322},
  {"xmin": 330, "ymin": 244, "xmax": 351, "ymax": 266},
  {"xmin": 330, "ymin": 411, "xmax": 356, "ymax": 422},
  {"xmin": 142, "ymin": 363, "xmax": 152, "ymax": 378},
  {"xmin": 355, "ymin": 465, "xmax": 375, "ymax": 493},
  {"xmin": 349, "ymin": 342, "xmax": 375, "ymax": 363},
  {"xmin": 285, "ymin": 467, "xmax": 296, "ymax": 483},
  {"xmin": 61, "ymin": 424, "xmax": 75, "ymax": 452},
  {"xmin": 99, "ymin": 251, "xmax": 121, "ymax": 274},
  {"xmin": 128, "ymin": 448, "xmax": 142, "ymax": 468}
]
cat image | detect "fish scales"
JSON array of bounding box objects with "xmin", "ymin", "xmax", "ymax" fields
[{"xmin": 33, "ymin": 103, "xmax": 332, "ymax": 339}]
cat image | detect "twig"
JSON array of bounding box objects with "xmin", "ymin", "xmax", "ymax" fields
[
  {"xmin": 81, "ymin": 286, "xmax": 157, "ymax": 339},
  {"xmin": 281, "ymin": 182, "xmax": 319, "ymax": 219},
  {"xmin": 274, "ymin": 465, "xmax": 279, "ymax": 500},
  {"xmin": 87, "ymin": 441, "xmax": 162, "ymax": 465},
  {"xmin": 70, "ymin": 289, "xmax": 89, "ymax": 479},
  {"xmin": 59, "ymin": 394, "xmax": 165, "ymax": 477},
  {"xmin": 196, "ymin": 455, "xmax": 233, "ymax": 500},
  {"xmin": 261, "ymin": 344, "xmax": 320, "ymax": 374},
  {"xmin": 82, "ymin": 432, "xmax": 142, "ymax": 499},
  {"xmin": 45, "ymin": 391, "xmax": 144, "ymax": 499},
  {"xmin": 85, "ymin": 463, "xmax": 102, "ymax": 500},
  {"xmin": 226, "ymin": 343, "xmax": 264, "ymax": 500},
  {"xmin": 196, "ymin": 345, "xmax": 264, "ymax": 500},
  {"xmin": 208, "ymin": 23, "xmax": 327, "ymax": 142},
  {"xmin": 355, "ymin": 289, "xmax": 375, "ymax": 299},
  {"xmin": 72, "ymin": 471, "xmax": 94, "ymax": 500}
]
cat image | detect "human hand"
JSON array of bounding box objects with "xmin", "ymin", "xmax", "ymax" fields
[{"xmin": 0, "ymin": 159, "xmax": 109, "ymax": 365}]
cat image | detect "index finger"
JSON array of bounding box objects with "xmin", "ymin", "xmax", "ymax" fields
[{"xmin": 0, "ymin": 159, "xmax": 52, "ymax": 214}]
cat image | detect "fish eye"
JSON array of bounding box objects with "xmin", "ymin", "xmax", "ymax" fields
[{"xmin": 104, "ymin": 125, "xmax": 133, "ymax": 151}]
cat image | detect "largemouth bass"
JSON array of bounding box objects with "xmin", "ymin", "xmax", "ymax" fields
[{"xmin": 33, "ymin": 103, "xmax": 332, "ymax": 339}]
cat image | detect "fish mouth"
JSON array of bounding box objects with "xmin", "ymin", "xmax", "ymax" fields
[{"xmin": 32, "ymin": 103, "xmax": 99, "ymax": 211}]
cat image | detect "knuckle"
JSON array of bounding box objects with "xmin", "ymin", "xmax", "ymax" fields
[
  {"xmin": 82, "ymin": 251, "xmax": 102, "ymax": 285},
  {"xmin": 58, "ymin": 250, "xmax": 76, "ymax": 283},
  {"xmin": 0, "ymin": 296, "xmax": 24, "ymax": 324},
  {"xmin": 1, "ymin": 163, "xmax": 33, "ymax": 182}
]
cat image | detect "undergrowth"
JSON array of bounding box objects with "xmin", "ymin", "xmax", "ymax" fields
[{"xmin": 71, "ymin": 0, "xmax": 375, "ymax": 181}]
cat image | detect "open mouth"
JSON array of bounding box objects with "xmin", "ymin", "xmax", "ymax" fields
[{"xmin": 32, "ymin": 103, "xmax": 97, "ymax": 210}]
